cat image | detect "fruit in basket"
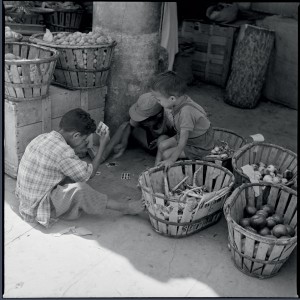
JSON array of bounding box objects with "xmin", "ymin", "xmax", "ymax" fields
[
  {"xmin": 266, "ymin": 217, "xmax": 277, "ymax": 229},
  {"xmin": 261, "ymin": 204, "xmax": 275, "ymax": 215},
  {"xmin": 258, "ymin": 227, "xmax": 271, "ymax": 236},
  {"xmin": 285, "ymin": 224, "xmax": 295, "ymax": 237},
  {"xmin": 239, "ymin": 218, "xmax": 251, "ymax": 228},
  {"xmin": 43, "ymin": 29, "xmax": 54, "ymax": 42},
  {"xmin": 256, "ymin": 209, "xmax": 269, "ymax": 218},
  {"xmin": 263, "ymin": 174, "xmax": 273, "ymax": 183},
  {"xmin": 5, "ymin": 27, "xmax": 22, "ymax": 40},
  {"xmin": 244, "ymin": 205, "xmax": 257, "ymax": 217},
  {"xmin": 283, "ymin": 169, "xmax": 294, "ymax": 181},
  {"xmin": 272, "ymin": 213, "xmax": 283, "ymax": 225},
  {"xmin": 272, "ymin": 224, "xmax": 288, "ymax": 238},
  {"xmin": 250, "ymin": 214, "xmax": 267, "ymax": 230}
]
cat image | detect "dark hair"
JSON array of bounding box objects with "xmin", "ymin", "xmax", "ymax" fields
[
  {"xmin": 149, "ymin": 71, "xmax": 187, "ymax": 97},
  {"xmin": 59, "ymin": 108, "xmax": 96, "ymax": 135}
]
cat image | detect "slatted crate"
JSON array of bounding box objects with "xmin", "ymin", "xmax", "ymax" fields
[
  {"xmin": 224, "ymin": 182, "xmax": 297, "ymax": 278},
  {"xmin": 4, "ymin": 85, "xmax": 107, "ymax": 178},
  {"xmin": 181, "ymin": 19, "xmax": 237, "ymax": 87}
]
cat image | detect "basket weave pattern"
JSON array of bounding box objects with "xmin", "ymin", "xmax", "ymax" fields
[
  {"xmin": 44, "ymin": 9, "xmax": 84, "ymax": 32},
  {"xmin": 5, "ymin": 42, "xmax": 59, "ymax": 101},
  {"xmin": 139, "ymin": 160, "xmax": 235, "ymax": 237},
  {"xmin": 30, "ymin": 33, "xmax": 117, "ymax": 90},
  {"xmin": 224, "ymin": 182, "xmax": 297, "ymax": 278},
  {"xmin": 232, "ymin": 142, "xmax": 297, "ymax": 187}
]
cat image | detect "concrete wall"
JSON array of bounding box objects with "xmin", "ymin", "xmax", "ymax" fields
[
  {"xmin": 251, "ymin": 2, "xmax": 299, "ymax": 19},
  {"xmin": 256, "ymin": 15, "xmax": 298, "ymax": 109},
  {"xmin": 93, "ymin": 2, "xmax": 162, "ymax": 133}
]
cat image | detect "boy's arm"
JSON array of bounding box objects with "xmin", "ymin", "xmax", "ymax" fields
[{"xmin": 170, "ymin": 129, "xmax": 189, "ymax": 162}]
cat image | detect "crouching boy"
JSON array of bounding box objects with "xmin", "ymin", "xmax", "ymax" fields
[{"xmin": 15, "ymin": 108, "xmax": 144, "ymax": 228}]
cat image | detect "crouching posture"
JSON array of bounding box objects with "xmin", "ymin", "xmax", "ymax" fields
[
  {"xmin": 150, "ymin": 71, "xmax": 215, "ymax": 169},
  {"xmin": 15, "ymin": 108, "xmax": 144, "ymax": 228}
]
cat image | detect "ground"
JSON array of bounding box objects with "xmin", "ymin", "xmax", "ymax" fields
[{"xmin": 3, "ymin": 83, "xmax": 298, "ymax": 297}]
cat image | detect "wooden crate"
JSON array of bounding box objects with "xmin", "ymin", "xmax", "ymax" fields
[
  {"xmin": 181, "ymin": 20, "xmax": 237, "ymax": 87},
  {"xmin": 224, "ymin": 182, "xmax": 297, "ymax": 278},
  {"xmin": 139, "ymin": 160, "xmax": 235, "ymax": 238},
  {"xmin": 4, "ymin": 85, "xmax": 107, "ymax": 178}
]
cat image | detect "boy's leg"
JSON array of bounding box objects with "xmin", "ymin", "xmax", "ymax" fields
[
  {"xmin": 155, "ymin": 136, "xmax": 177, "ymax": 165},
  {"xmin": 50, "ymin": 182, "xmax": 143, "ymax": 220},
  {"xmin": 161, "ymin": 146, "xmax": 186, "ymax": 161}
]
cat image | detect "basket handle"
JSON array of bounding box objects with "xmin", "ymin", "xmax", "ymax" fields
[{"xmin": 223, "ymin": 187, "xmax": 241, "ymax": 216}]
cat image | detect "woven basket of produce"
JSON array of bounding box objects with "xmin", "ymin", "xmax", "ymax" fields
[
  {"xmin": 204, "ymin": 127, "xmax": 247, "ymax": 170},
  {"xmin": 232, "ymin": 142, "xmax": 297, "ymax": 188},
  {"xmin": 5, "ymin": 42, "xmax": 59, "ymax": 101},
  {"xmin": 43, "ymin": 8, "xmax": 84, "ymax": 32},
  {"xmin": 29, "ymin": 30, "xmax": 117, "ymax": 90},
  {"xmin": 5, "ymin": 26, "xmax": 23, "ymax": 42},
  {"xmin": 138, "ymin": 160, "xmax": 235, "ymax": 238},
  {"xmin": 224, "ymin": 182, "xmax": 297, "ymax": 278}
]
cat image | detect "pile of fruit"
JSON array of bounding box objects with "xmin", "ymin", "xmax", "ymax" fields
[
  {"xmin": 5, "ymin": 26, "xmax": 22, "ymax": 41},
  {"xmin": 42, "ymin": 28, "xmax": 114, "ymax": 46},
  {"xmin": 239, "ymin": 204, "xmax": 296, "ymax": 239},
  {"xmin": 243, "ymin": 162, "xmax": 294, "ymax": 185},
  {"xmin": 41, "ymin": 1, "xmax": 82, "ymax": 10},
  {"xmin": 206, "ymin": 140, "xmax": 235, "ymax": 160}
]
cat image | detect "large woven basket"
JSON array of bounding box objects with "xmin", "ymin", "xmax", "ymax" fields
[
  {"xmin": 224, "ymin": 182, "xmax": 297, "ymax": 279},
  {"xmin": 4, "ymin": 42, "xmax": 59, "ymax": 101},
  {"xmin": 5, "ymin": 11, "xmax": 44, "ymax": 25},
  {"xmin": 43, "ymin": 8, "xmax": 84, "ymax": 32},
  {"xmin": 138, "ymin": 160, "xmax": 235, "ymax": 238},
  {"xmin": 232, "ymin": 142, "xmax": 297, "ymax": 188},
  {"xmin": 29, "ymin": 33, "xmax": 117, "ymax": 90},
  {"xmin": 204, "ymin": 127, "xmax": 247, "ymax": 170}
]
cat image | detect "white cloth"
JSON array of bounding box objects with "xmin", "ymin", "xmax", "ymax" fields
[{"xmin": 160, "ymin": 2, "xmax": 179, "ymax": 71}]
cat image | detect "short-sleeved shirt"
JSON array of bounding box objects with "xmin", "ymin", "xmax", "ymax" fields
[
  {"xmin": 15, "ymin": 130, "xmax": 93, "ymax": 227},
  {"xmin": 172, "ymin": 96, "xmax": 210, "ymax": 138}
]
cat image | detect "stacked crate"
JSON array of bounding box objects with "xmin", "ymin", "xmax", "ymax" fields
[
  {"xmin": 5, "ymin": 85, "xmax": 107, "ymax": 178},
  {"xmin": 181, "ymin": 20, "xmax": 237, "ymax": 87}
]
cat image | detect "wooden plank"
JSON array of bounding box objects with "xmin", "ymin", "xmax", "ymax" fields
[
  {"xmin": 74, "ymin": 49, "xmax": 86, "ymax": 87},
  {"xmin": 243, "ymin": 236, "xmax": 256, "ymax": 274},
  {"xmin": 267, "ymin": 147, "xmax": 279, "ymax": 166},
  {"xmin": 283, "ymin": 195, "xmax": 297, "ymax": 225},
  {"xmin": 251, "ymin": 242, "xmax": 269, "ymax": 276},
  {"xmin": 87, "ymin": 86, "xmax": 107, "ymax": 110},
  {"xmin": 194, "ymin": 165, "xmax": 204, "ymax": 187},
  {"xmin": 86, "ymin": 49, "xmax": 95, "ymax": 87},
  {"xmin": 184, "ymin": 164, "xmax": 193, "ymax": 186},
  {"xmin": 275, "ymin": 190, "xmax": 290, "ymax": 216},
  {"xmin": 241, "ymin": 149, "xmax": 251, "ymax": 167},
  {"xmin": 255, "ymin": 186, "xmax": 264, "ymax": 209},
  {"xmin": 177, "ymin": 198, "xmax": 195, "ymax": 236},
  {"xmin": 10, "ymin": 65, "xmax": 24, "ymax": 99},
  {"xmin": 275, "ymin": 150, "xmax": 289, "ymax": 172},
  {"xmin": 289, "ymin": 211, "xmax": 297, "ymax": 228},
  {"xmin": 5, "ymin": 65, "xmax": 17, "ymax": 98},
  {"xmin": 262, "ymin": 244, "xmax": 285, "ymax": 277},
  {"xmin": 150, "ymin": 170, "xmax": 164, "ymax": 194},
  {"xmin": 233, "ymin": 230, "xmax": 243, "ymax": 268},
  {"xmin": 280, "ymin": 154, "xmax": 296, "ymax": 174},
  {"xmin": 65, "ymin": 49, "xmax": 79, "ymax": 88},
  {"xmin": 155, "ymin": 195, "xmax": 168, "ymax": 234},
  {"xmin": 204, "ymin": 166, "xmax": 214, "ymax": 192},
  {"xmin": 80, "ymin": 90, "xmax": 89, "ymax": 112},
  {"xmin": 267, "ymin": 186, "xmax": 279, "ymax": 208},
  {"xmin": 167, "ymin": 165, "xmax": 185, "ymax": 191},
  {"xmin": 21, "ymin": 64, "xmax": 33, "ymax": 99},
  {"xmin": 260, "ymin": 145, "xmax": 271, "ymax": 165},
  {"xmin": 168, "ymin": 201, "xmax": 179, "ymax": 236}
]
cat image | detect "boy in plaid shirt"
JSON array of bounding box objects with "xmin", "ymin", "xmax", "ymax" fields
[{"xmin": 15, "ymin": 108, "xmax": 144, "ymax": 228}]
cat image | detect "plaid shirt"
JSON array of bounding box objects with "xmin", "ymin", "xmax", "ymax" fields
[{"xmin": 15, "ymin": 131, "xmax": 93, "ymax": 227}]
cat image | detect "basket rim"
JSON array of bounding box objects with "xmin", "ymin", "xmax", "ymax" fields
[
  {"xmin": 5, "ymin": 41, "xmax": 60, "ymax": 63},
  {"xmin": 223, "ymin": 182, "xmax": 297, "ymax": 244},
  {"xmin": 231, "ymin": 142, "xmax": 297, "ymax": 184},
  {"xmin": 50, "ymin": 8, "xmax": 85, "ymax": 13},
  {"xmin": 212, "ymin": 126, "xmax": 247, "ymax": 142},
  {"xmin": 29, "ymin": 32, "xmax": 117, "ymax": 49},
  {"xmin": 138, "ymin": 159, "xmax": 235, "ymax": 201}
]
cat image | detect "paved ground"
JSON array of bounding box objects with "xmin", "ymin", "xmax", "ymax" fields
[{"xmin": 3, "ymin": 83, "xmax": 298, "ymax": 297}]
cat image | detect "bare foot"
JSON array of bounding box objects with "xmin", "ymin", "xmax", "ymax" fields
[{"xmin": 123, "ymin": 198, "xmax": 146, "ymax": 215}]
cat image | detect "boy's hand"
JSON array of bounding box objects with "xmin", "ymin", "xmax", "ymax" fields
[
  {"xmin": 98, "ymin": 129, "xmax": 110, "ymax": 146},
  {"xmin": 157, "ymin": 159, "xmax": 175, "ymax": 171}
]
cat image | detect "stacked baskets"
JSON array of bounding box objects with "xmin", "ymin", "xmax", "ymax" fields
[
  {"xmin": 224, "ymin": 182, "xmax": 297, "ymax": 278},
  {"xmin": 29, "ymin": 32, "xmax": 117, "ymax": 90},
  {"xmin": 139, "ymin": 160, "xmax": 235, "ymax": 237},
  {"xmin": 43, "ymin": 8, "xmax": 84, "ymax": 32},
  {"xmin": 4, "ymin": 42, "xmax": 59, "ymax": 101}
]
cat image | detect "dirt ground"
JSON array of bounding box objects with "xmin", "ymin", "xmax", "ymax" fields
[{"xmin": 4, "ymin": 83, "xmax": 298, "ymax": 297}]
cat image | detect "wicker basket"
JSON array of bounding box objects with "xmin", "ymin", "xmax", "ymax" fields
[
  {"xmin": 43, "ymin": 8, "xmax": 84, "ymax": 32},
  {"xmin": 204, "ymin": 127, "xmax": 247, "ymax": 170},
  {"xmin": 5, "ymin": 42, "xmax": 59, "ymax": 101},
  {"xmin": 6, "ymin": 11, "xmax": 44, "ymax": 25},
  {"xmin": 232, "ymin": 142, "xmax": 297, "ymax": 188},
  {"xmin": 138, "ymin": 160, "xmax": 235, "ymax": 238},
  {"xmin": 224, "ymin": 182, "xmax": 297, "ymax": 278},
  {"xmin": 29, "ymin": 33, "xmax": 117, "ymax": 90}
]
